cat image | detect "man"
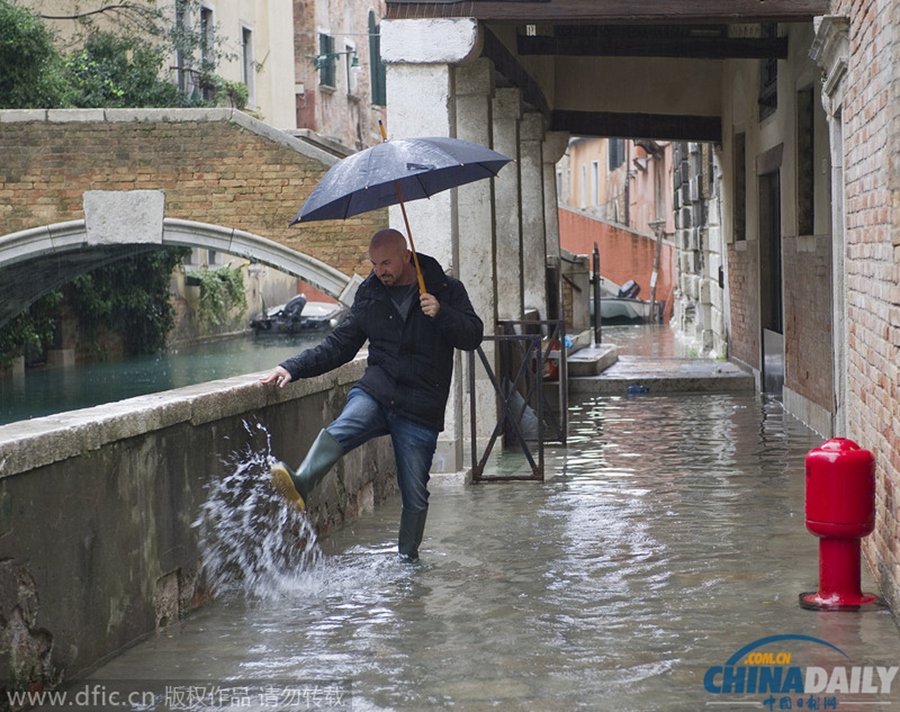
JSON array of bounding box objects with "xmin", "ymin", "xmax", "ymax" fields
[{"xmin": 260, "ymin": 229, "xmax": 484, "ymax": 561}]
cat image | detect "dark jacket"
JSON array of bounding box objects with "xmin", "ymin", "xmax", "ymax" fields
[{"xmin": 280, "ymin": 253, "xmax": 483, "ymax": 431}]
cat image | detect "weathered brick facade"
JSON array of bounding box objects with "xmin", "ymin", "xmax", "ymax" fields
[
  {"xmin": 0, "ymin": 109, "xmax": 386, "ymax": 283},
  {"xmin": 831, "ymin": 0, "xmax": 900, "ymax": 608},
  {"xmin": 726, "ymin": 242, "xmax": 761, "ymax": 371},
  {"xmin": 782, "ymin": 234, "xmax": 834, "ymax": 413}
]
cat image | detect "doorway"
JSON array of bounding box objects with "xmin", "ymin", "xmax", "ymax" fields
[{"xmin": 759, "ymin": 169, "xmax": 784, "ymax": 395}]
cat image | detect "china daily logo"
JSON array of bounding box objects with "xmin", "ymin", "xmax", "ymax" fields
[{"xmin": 704, "ymin": 635, "xmax": 898, "ymax": 707}]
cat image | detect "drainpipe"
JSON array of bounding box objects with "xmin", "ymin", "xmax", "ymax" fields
[
  {"xmin": 624, "ymin": 141, "xmax": 631, "ymax": 228},
  {"xmin": 649, "ymin": 220, "xmax": 665, "ymax": 323}
]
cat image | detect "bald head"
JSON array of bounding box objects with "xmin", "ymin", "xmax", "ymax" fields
[
  {"xmin": 370, "ymin": 229, "xmax": 407, "ymax": 253},
  {"xmin": 369, "ymin": 229, "xmax": 415, "ymax": 287}
]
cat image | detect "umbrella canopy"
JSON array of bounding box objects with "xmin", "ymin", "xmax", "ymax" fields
[{"xmin": 291, "ymin": 136, "xmax": 512, "ymax": 225}]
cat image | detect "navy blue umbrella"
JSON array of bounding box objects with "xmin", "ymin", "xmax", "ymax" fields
[{"xmin": 291, "ymin": 130, "xmax": 512, "ymax": 293}]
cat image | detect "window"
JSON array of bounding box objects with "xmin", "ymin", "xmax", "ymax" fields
[
  {"xmin": 759, "ymin": 24, "xmax": 778, "ymax": 121},
  {"xmin": 368, "ymin": 12, "xmax": 386, "ymax": 106},
  {"xmin": 319, "ymin": 33, "xmax": 336, "ymax": 88},
  {"xmin": 608, "ymin": 139, "xmax": 625, "ymax": 171},
  {"xmin": 580, "ymin": 164, "xmax": 587, "ymax": 209},
  {"xmin": 591, "ymin": 160, "xmax": 599, "ymax": 206},
  {"xmin": 345, "ymin": 43, "xmax": 358, "ymax": 96},
  {"xmin": 797, "ymin": 86, "xmax": 814, "ymax": 236},
  {"xmin": 733, "ymin": 132, "xmax": 746, "ymax": 241},
  {"xmin": 175, "ymin": 0, "xmax": 190, "ymax": 93},
  {"xmin": 241, "ymin": 27, "xmax": 256, "ymax": 107},
  {"xmin": 199, "ymin": 6, "xmax": 215, "ymax": 101}
]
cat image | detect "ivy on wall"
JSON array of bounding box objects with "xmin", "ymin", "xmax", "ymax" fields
[
  {"xmin": 191, "ymin": 263, "xmax": 248, "ymax": 330},
  {"xmin": 0, "ymin": 292, "xmax": 63, "ymax": 368},
  {"xmin": 70, "ymin": 247, "xmax": 193, "ymax": 356}
]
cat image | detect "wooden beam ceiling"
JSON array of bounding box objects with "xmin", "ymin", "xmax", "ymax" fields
[
  {"xmin": 385, "ymin": 0, "xmax": 830, "ymax": 23},
  {"xmin": 550, "ymin": 110, "xmax": 722, "ymax": 143},
  {"xmin": 518, "ymin": 25, "xmax": 789, "ymax": 60}
]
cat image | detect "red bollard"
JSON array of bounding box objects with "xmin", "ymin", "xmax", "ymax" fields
[{"xmin": 800, "ymin": 438, "xmax": 883, "ymax": 610}]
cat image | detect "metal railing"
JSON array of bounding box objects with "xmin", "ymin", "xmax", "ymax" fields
[{"xmin": 467, "ymin": 320, "xmax": 568, "ymax": 483}]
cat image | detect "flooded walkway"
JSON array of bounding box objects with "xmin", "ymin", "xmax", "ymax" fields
[{"xmin": 80, "ymin": 326, "xmax": 900, "ymax": 711}]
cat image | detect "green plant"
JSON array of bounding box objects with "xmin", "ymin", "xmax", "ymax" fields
[
  {"xmin": 193, "ymin": 263, "xmax": 247, "ymax": 330},
  {"xmin": 0, "ymin": 291, "xmax": 63, "ymax": 368},
  {"xmin": 69, "ymin": 247, "xmax": 191, "ymax": 356},
  {"xmin": 61, "ymin": 31, "xmax": 192, "ymax": 108},
  {"xmin": 2, "ymin": 0, "xmax": 242, "ymax": 111},
  {"xmin": 211, "ymin": 76, "xmax": 248, "ymax": 110},
  {"xmin": 0, "ymin": 0, "xmax": 65, "ymax": 108}
]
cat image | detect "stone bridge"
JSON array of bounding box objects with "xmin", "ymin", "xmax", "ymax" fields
[{"xmin": 0, "ymin": 108, "xmax": 387, "ymax": 328}]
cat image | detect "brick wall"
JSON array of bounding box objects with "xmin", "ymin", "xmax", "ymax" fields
[
  {"xmin": 832, "ymin": 0, "xmax": 900, "ymax": 608},
  {"xmin": 0, "ymin": 110, "xmax": 386, "ymax": 283},
  {"xmin": 782, "ymin": 235, "xmax": 834, "ymax": 412},
  {"xmin": 725, "ymin": 242, "xmax": 760, "ymax": 370}
]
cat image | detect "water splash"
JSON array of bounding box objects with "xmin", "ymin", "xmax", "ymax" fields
[{"xmin": 193, "ymin": 420, "xmax": 324, "ymax": 598}]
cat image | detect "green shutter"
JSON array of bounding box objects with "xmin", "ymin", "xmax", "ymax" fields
[{"xmin": 368, "ymin": 13, "xmax": 386, "ymax": 106}]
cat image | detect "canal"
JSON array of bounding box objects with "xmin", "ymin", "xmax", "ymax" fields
[
  {"xmin": 0, "ymin": 332, "xmax": 325, "ymax": 426},
  {"xmin": 0, "ymin": 323, "xmax": 675, "ymax": 427}
]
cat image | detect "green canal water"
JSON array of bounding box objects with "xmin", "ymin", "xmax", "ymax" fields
[{"xmin": 0, "ymin": 332, "xmax": 325, "ymax": 426}]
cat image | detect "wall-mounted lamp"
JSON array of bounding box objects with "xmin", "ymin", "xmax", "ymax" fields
[{"xmin": 313, "ymin": 50, "xmax": 359, "ymax": 70}]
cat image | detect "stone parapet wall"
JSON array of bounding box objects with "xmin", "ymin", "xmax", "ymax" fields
[{"xmin": 0, "ymin": 357, "xmax": 395, "ymax": 693}]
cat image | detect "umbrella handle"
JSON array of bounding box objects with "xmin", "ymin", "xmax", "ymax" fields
[
  {"xmin": 394, "ymin": 180, "xmax": 428, "ymax": 295},
  {"xmin": 380, "ymin": 122, "xmax": 426, "ymax": 295}
]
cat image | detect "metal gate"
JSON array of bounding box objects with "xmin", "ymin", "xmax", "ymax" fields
[{"xmin": 467, "ymin": 320, "xmax": 568, "ymax": 483}]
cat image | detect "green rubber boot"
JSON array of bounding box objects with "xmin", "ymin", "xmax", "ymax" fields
[
  {"xmin": 398, "ymin": 507, "xmax": 428, "ymax": 562},
  {"xmin": 270, "ymin": 429, "xmax": 344, "ymax": 510}
]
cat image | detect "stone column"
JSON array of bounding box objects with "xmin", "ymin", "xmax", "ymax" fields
[
  {"xmin": 543, "ymin": 132, "xmax": 569, "ymax": 262},
  {"xmin": 455, "ymin": 58, "xmax": 499, "ymax": 439},
  {"xmin": 492, "ymin": 87, "xmax": 523, "ymax": 321},
  {"xmin": 381, "ymin": 18, "xmax": 482, "ymax": 272},
  {"xmin": 542, "ymin": 131, "xmax": 569, "ymax": 327},
  {"xmin": 520, "ymin": 112, "xmax": 546, "ymax": 319},
  {"xmin": 381, "ymin": 18, "xmax": 483, "ymax": 474}
]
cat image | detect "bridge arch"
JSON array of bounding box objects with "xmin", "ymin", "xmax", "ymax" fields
[{"xmin": 0, "ymin": 217, "xmax": 358, "ymax": 329}]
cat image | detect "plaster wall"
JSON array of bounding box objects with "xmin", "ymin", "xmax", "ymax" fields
[{"xmin": 554, "ymin": 57, "xmax": 724, "ymax": 116}]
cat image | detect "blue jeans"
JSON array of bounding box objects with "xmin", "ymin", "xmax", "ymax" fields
[{"xmin": 325, "ymin": 387, "xmax": 437, "ymax": 512}]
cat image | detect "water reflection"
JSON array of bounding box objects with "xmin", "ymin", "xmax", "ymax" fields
[
  {"xmin": 87, "ymin": 392, "xmax": 900, "ymax": 711},
  {"xmin": 0, "ymin": 333, "xmax": 324, "ymax": 425}
]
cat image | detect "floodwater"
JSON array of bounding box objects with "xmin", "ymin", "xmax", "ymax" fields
[{"xmin": 73, "ymin": 325, "xmax": 900, "ymax": 711}]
